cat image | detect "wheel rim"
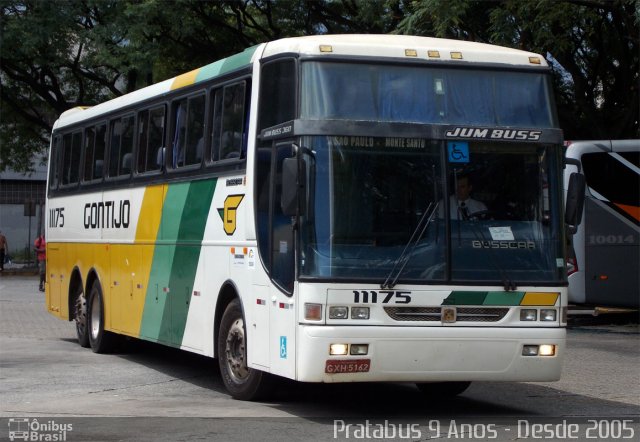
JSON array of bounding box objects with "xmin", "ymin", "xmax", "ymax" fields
[
  {"xmin": 90, "ymin": 291, "xmax": 101, "ymax": 340},
  {"xmin": 224, "ymin": 318, "xmax": 249, "ymax": 383},
  {"xmin": 75, "ymin": 293, "xmax": 87, "ymax": 335}
]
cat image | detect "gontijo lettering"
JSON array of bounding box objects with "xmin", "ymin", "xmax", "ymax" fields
[{"xmin": 83, "ymin": 200, "xmax": 130, "ymax": 229}]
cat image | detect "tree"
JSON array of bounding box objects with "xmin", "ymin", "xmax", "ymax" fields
[{"xmin": 1, "ymin": 0, "xmax": 404, "ymax": 172}]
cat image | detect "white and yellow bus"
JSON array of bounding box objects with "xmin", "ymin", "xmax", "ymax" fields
[{"xmin": 46, "ymin": 35, "xmax": 582, "ymax": 400}]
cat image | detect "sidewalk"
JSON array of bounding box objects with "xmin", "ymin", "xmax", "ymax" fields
[{"xmin": 0, "ymin": 262, "xmax": 39, "ymax": 276}]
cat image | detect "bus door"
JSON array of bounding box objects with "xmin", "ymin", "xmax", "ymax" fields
[{"xmin": 254, "ymin": 139, "xmax": 297, "ymax": 376}]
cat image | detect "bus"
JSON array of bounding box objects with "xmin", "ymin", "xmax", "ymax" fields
[
  {"xmin": 45, "ymin": 34, "xmax": 583, "ymax": 400},
  {"xmin": 565, "ymin": 140, "xmax": 639, "ymax": 308}
]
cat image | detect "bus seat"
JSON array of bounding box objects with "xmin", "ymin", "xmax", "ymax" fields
[
  {"xmin": 121, "ymin": 153, "xmax": 132, "ymax": 174},
  {"xmin": 94, "ymin": 160, "xmax": 103, "ymax": 179},
  {"xmin": 156, "ymin": 147, "xmax": 165, "ymax": 168}
]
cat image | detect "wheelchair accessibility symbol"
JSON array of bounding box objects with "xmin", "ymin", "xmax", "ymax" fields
[
  {"xmin": 447, "ymin": 141, "xmax": 470, "ymax": 163},
  {"xmin": 280, "ymin": 336, "xmax": 287, "ymax": 359}
]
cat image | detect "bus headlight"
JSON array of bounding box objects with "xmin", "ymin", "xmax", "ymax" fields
[
  {"xmin": 522, "ymin": 344, "xmax": 556, "ymax": 356},
  {"xmin": 329, "ymin": 306, "xmax": 349, "ymax": 319},
  {"xmin": 520, "ymin": 309, "xmax": 537, "ymax": 321},
  {"xmin": 329, "ymin": 344, "xmax": 348, "ymax": 355},
  {"xmin": 539, "ymin": 344, "xmax": 556, "ymax": 356},
  {"xmin": 540, "ymin": 309, "xmax": 557, "ymax": 321},
  {"xmin": 350, "ymin": 344, "xmax": 369, "ymax": 355},
  {"xmin": 351, "ymin": 307, "xmax": 370, "ymax": 320}
]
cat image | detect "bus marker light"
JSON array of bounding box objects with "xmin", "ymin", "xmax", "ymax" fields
[
  {"xmin": 329, "ymin": 344, "xmax": 348, "ymax": 355},
  {"xmin": 529, "ymin": 56, "xmax": 542, "ymax": 64},
  {"xmin": 329, "ymin": 306, "xmax": 349, "ymax": 319},
  {"xmin": 319, "ymin": 45, "xmax": 333, "ymax": 53},
  {"xmin": 540, "ymin": 309, "xmax": 557, "ymax": 321},
  {"xmin": 522, "ymin": 345, "xmax": 539, "ymax": 356},
  {"xmin": 599, "ymin": 275, "xmax": 608, "ymax": 280},
  {"xmin": 428, "ymin": 50, "xmax": 440, "ymax": 58},
  {"xmin": 450, "ymin": 51, "xmax": 463, "ymax": 59},
  {"xmin": 350, "ymin": 344, "xmax": 369, "ymax": 355},
  {"xmin": 520, "ymin": 309, "xmax": 537, "ymax": 321},
  {"xmin": 539, "ymin": 344, "xmax": 556, "ymax": 356},
  {"xmin": 405, "ymin": 49, "xmax": 417, "ymax": 57},
  {"xmin": 305, "ymin": 303, "xmax": 322, "ymax": 320},
  {"xmin": 351, "ymin": 307, "xmax": 370, "ymax": 320}
]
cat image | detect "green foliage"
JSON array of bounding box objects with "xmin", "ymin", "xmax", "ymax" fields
[{"xmin": 1, "ymin": 0, "xmax": 637, "ymax": 172}]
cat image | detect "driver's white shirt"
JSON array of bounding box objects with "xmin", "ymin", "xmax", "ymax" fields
[{"xmin": 438, "ymin": 196, "xmax": 487, "ymax": 219}]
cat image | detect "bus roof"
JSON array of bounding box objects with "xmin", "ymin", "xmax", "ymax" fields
[{"xmin": 53, "ymin": 34, "xmax": 547, "ymax": 131}]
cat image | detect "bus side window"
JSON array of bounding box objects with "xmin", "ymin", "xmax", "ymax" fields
[
  {"xmin": 210, "ymin": 80, "xmax": 250, "ymax": 163},
  {"xmin": 83, "ymin": 126, "xmax": 96, "ymax": 182},
  {"xmin": 61, "ymin": 131, "xmax": 82, "ymax": 186},
  {"xmin": 221, "ymin": 82, "xmax": 247, "ymax": 160},
  {"xmin": 171, "ymin": 95, "xmax": 205, "ymax": 168},
  {"xmin": 93, "ymin": 124, "xmax": 106, "ymax": 180},
  {"xmin": 210, "ymin": 88, "xmax": 223, "ymax": 162},
  {"xmin": 108, "ymin": 116, "xmax": 134, "ymax": 178},
  {"xmin": 49, "ymin": 136, "xmax": 61, "ymax": 190}
]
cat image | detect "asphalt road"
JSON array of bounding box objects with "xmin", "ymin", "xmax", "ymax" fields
[{"xmin": 1, "ymin": 276, "xmax": 638, "ymax": 441}]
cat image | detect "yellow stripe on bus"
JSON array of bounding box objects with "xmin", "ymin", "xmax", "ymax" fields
[
  {"xmin": 135, "ymin": 185, "xmax": 166, "ymax": 242},
  {"xmin": 521, "ymin": 292, "xmax": 559, "ymax": 306},
  {"xmin": 171, "ymin": 68, "xmax": 200, "ymax": 90}
]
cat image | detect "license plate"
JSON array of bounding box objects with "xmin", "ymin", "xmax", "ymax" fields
[{"xmin": 325, "ymin": 359, "xmax": 371, "ymax": 374}]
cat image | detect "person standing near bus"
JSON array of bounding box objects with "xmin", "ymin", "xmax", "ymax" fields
[
  {"xmin": 34, "ymin": 234, "xmax": 46, "ymax": 291},
  {"xmin": 0, "ymin": 230, "xmax": 7, "ymax": 272}
]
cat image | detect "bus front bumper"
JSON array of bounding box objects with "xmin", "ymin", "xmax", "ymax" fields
[{"xmin": 296, "ymin": 325, "xmax": 565, "ymax": 383}]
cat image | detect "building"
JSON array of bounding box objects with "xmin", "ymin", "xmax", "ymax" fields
[{"xmin": 0, "ymin": 156, "xmax": 47, "ymax": 264}]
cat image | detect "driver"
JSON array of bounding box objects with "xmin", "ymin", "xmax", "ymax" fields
[{"xmin": 439, "ymin": 173, "xmax": 487, "ymax": 220}]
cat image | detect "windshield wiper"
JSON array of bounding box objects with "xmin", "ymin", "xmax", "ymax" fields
[{"xmin": 381, "ymin": 202, "xmax": 438, "ymax": 289}]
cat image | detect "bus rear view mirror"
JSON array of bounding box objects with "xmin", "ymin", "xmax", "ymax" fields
[
  {"xmin": 281, "ymin": 157, "xmax": 306, "ymax": 217},
  {"xmin": 565, "ymin": 172, "xmax": 585, "ymax": 235}
]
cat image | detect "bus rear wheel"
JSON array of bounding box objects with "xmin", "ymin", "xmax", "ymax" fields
[
  {"xmin": 218, "ymin": 299, "xmax": 271, "ymax": 400},
  {"xmin": 416, "ymin": 381, "xmax": 471, "ymax": 397},
  {"xmin": 73, "ymin": 285, "xmax": 90, "ymax": 348},
  {"xmin": 87, "ymin": 281, "xmax": 117, "ymax": 353}
]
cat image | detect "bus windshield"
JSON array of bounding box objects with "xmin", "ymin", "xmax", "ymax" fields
[
  {"xmin": 301, "ymin": 61, "xmax": 557, "ymax": 128},
  {"xmin": 299, "ymin": 136, "xmax": 566, "ymax": 285}
]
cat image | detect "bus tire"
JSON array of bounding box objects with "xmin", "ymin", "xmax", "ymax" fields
[
  {"xmin": 87, "ymin": 281, "xmax": 117, "ymax": 353},
  {"xmin": 218, "ymin": 299, "xmax": 272, "ymax": 400},
  {"xmin": 73, "ymin": 284, "xmax": 90, "ymax": 348},
  {"xmin": 416, "ymin": 381, "xmax": 471, "ymax": 397}
]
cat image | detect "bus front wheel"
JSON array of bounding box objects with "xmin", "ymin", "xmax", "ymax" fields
[
  {"xmin": 87, "ymin": 282, "xmax": 117, "ymax": 353},
  {"xmin": 217, "ymin": 299, "xmax": 271, "ymax": 400},
  {"xmin": 416, "ymin": 381, "xmax": 471, "ymax": 397}
]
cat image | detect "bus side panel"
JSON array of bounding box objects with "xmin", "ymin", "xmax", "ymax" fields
[
  {"xmin": 584, "ymin": 197, "xmax": 640, "ymax": 307},
  {"xmin": 45, "ymin": 243, "xmax": 63, "ymax": 318},
  {"xmin": 139, "ymin": 179, "xmax": 216, "ymax": 347}
]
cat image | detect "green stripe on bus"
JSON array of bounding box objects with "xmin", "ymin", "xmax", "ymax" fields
[
  {"xmin": 195, "ymin": 45, "xmax": 259, "ymax": 84},
  {"xmin": 442, "ymin": 291, "xmax": 526, "ymax": 306},
  {"xmin": 158, "ymin": 179, "xmax": 216, "ymax": 344},
  {"xmin": 140, "ymin": 183, "xmax": 191, "ymax": 342},
  {"xmin": 441, "ymin": 291, "xmax": 487, "ymax": 305},
  {"xmin": 483, "ymin": 291, "xmax": 525, "ymax": 306}
]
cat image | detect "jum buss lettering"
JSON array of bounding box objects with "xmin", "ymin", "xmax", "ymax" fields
[{"xmin": 83, "ymin": 200, "xmax": 130, "ymax": 229}]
